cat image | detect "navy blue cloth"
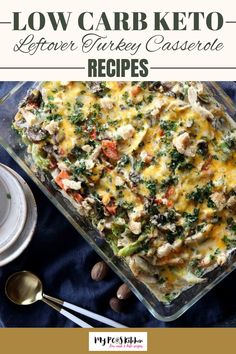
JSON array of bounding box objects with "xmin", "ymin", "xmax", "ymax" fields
[{"xmin": 0, "ymin": 82, "xmax": 236, "ymax": 328}]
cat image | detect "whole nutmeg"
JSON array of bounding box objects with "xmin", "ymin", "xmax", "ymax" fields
[
  {"xmin": 91, "ymin": 261, "xmax": 109, "ymax": 281},
  {"xmin": 109, "ymin": 297, "xmax": 124, "ymax": 313},
  {"xmin": 117, "ymin": 283, "xmax": 132, "ymax": 300}
]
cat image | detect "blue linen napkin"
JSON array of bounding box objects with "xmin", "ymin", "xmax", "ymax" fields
[{"xmin": 0, "ymin": 81, "xmax": 236, "ymax": 328}]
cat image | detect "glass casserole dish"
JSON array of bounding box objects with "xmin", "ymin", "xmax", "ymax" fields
[{"xmin": 0, "ymin": 81, "xmax": 235, "ymax": 322}]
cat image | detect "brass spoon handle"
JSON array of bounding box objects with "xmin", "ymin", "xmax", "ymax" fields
[
  {"xmin": 42, "ymin": 298, "xmax": 93, "ymax": 328},
  {"xmin": 44, "ymin": 294, "xmax": 63, "ymax": 305}
]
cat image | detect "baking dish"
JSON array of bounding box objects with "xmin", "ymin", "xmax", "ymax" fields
[{"xmin": 0, "ymin": 81, "xmax": 235, "ymax": 322}]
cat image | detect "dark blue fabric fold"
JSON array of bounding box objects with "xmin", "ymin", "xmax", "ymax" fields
[{"xmin": 0, "ymin": 81, "xmax": 236, "ymax": 328}]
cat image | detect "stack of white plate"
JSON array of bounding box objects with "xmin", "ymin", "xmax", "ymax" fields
[{"xmin": 0, "ymin": 164, "xmax": 37, "ymax": 266}]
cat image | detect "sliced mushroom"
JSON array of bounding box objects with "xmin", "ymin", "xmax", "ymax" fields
[
  {"xmin": 148, "ymin": 81, "xmax": 161, "ymax": 91},
  {"xmin": 197, "ymin": 140, "xmax": 208, "ymax": 156},
  {"xmin": 26, "ymin": 126, "xmax": 48, "ymax": 143},
  {"xmin": 211, "ymin": 116, "xmax": 228, "ymax": 131},
  {"xmin": 161, "ymin": 81, "xmax": 175, "ymax": 92},
  {"xmin": 198, "ymin": 92, "xmax": 210, "ymax": 104},
  {"xmin": 23, "ymin": 90, "xmax": 42, "ymax": 109},
  {"xmin": 188, "ymin": 87, "xmax": 214, "ymax": 119},
  {"xmin": 42, "ymin": 143, "xmax": 54, "ymax": 154},
  {"xmin": 86, "ymin": 81, "xmax": 101, "ymax": 93}
]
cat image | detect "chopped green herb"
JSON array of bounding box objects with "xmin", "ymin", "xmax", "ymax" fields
[
  {"xmin": 93, "ymin": 103, "xmax": 101, "ymax": 113},
  {"xmin": 145, "ymin": 180, "xmax": 157, "ymax": 197},
  {"xmin": 146, "ymin": 95, "xmax": 153, "ymax": 103},
  {"xmin": 122, "ymin": 92, "xmax": 133, "ymax": 107},
  {"xmin": 184, "ymin": 208, "xmax": 199, "ymax": 227},
  {"xmin": 134, "ymin": 159, "xmax": 145, "ymax": 172},
  {"xmin": 46, "ymin": 114, "xmax": 62, "ymax": 121},
  {"xmin": 189, "ymin": 259, "xmax": 204, "ymax": 277},
  {"xmin": 118, "ymin": 154, "xmax": 130, "ymax": 167},
  {"xmin": 160, "ymin": 120, "xmax": 177, "ymax": 136},
  {"xmin": 157, "ymin": 277, "xmax": 166, "ymax": 285},
  {"xmin": 222, "ymin": 235, "xmax": 236, "ymax": 249},
  {"xmin": 69, "ymin": 112, "xmax": 85, "ymax": 124},
  {"xmin": 136, "ymin": 113, "xmax": 143, "ymax": 120},
  {"xmin": 227, "ymin": 218, "xmax": 236, "ymax": 234},
  {"xmin": 139, "ymin": 82, "xmax": 148, "ymax": 89},
  {"xmin": 160, "ymin": 176, "xmax": 178, "ymax": 190},
  {"xmin": 164, "ymin": 293, "xmax": 177, "ymax": 303},
  {"xmin": 45, "ymin": 102, "xmax": 57, "ymax": 111},
  {"xmin": 117, "ymin": 200, "xmax": 134, "ymax": 210},
  {"xmin": 169, "ymin": 149, "xmax": 185, "ymax": 171},
  {"xmin": 207, "ymin": 198, "xmax": 216, "ymax": 209},
  {"xmin": 187, "ymin": 182, "xmax": 213, "ymax": 203}
]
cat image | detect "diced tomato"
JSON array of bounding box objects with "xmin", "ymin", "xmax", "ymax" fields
[
  {"xmin": 159, "ymin": 128, "xmax": 164, "ymax": 137},
  {"xmin": 131, "ymin": 86, "xmax": 142, "ymax": 97},
  {"xmin": 55, "ymin": 170, "xmax": 70, "ymax": 190},
  {"xmin": 167, "ymin": 200, "xmax": 174, "ymax": 208},
  {"xmin": 72, "ymin": 192, "xmax": 83, "ymax": 203},
  {"xmin": 165, "ymin": 186, "xmax": 175, "ymax": 198},
  {"xmin": 155, "ymin": 199, "xmax": 163, "ymax": 205},
  {"xmin": 102, "ymin": 140, "xmax": 119, "ymax": 161},
  {"xmin": 89, "ymin": 128, "xmax": 97, "ymax": 140},
  {"xmin": 106, "ymin": 203, "xmax": 117, "ymax": 215},
  {"xmin": 59, "ymin": 147, "xmax": 66, "ymax": 156}
]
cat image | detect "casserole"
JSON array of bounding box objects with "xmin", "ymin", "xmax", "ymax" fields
[{"xmin": 0, "ymin": 81, "xmax": 235, "ymax": 321}]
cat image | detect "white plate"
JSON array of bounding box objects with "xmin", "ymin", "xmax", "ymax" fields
[
  {"xmin": 0, "ymin": 177, "xmax": 11, "ymax": 226},
  {"xmin": 0, "ymin": 165, "xmax": 27, "ymax": 253},
  {"xmin": 0, "ymin": 165, "xmax": 37, "ymax": 266}
]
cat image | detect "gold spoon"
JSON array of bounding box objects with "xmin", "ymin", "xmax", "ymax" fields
[
  {"xmin": 5, "ymin": 271, "xmax": 92, "ymax": 327},
  {"xmin": 5, "ymin": 271, "xmax": 127, "ymax": 328}
]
